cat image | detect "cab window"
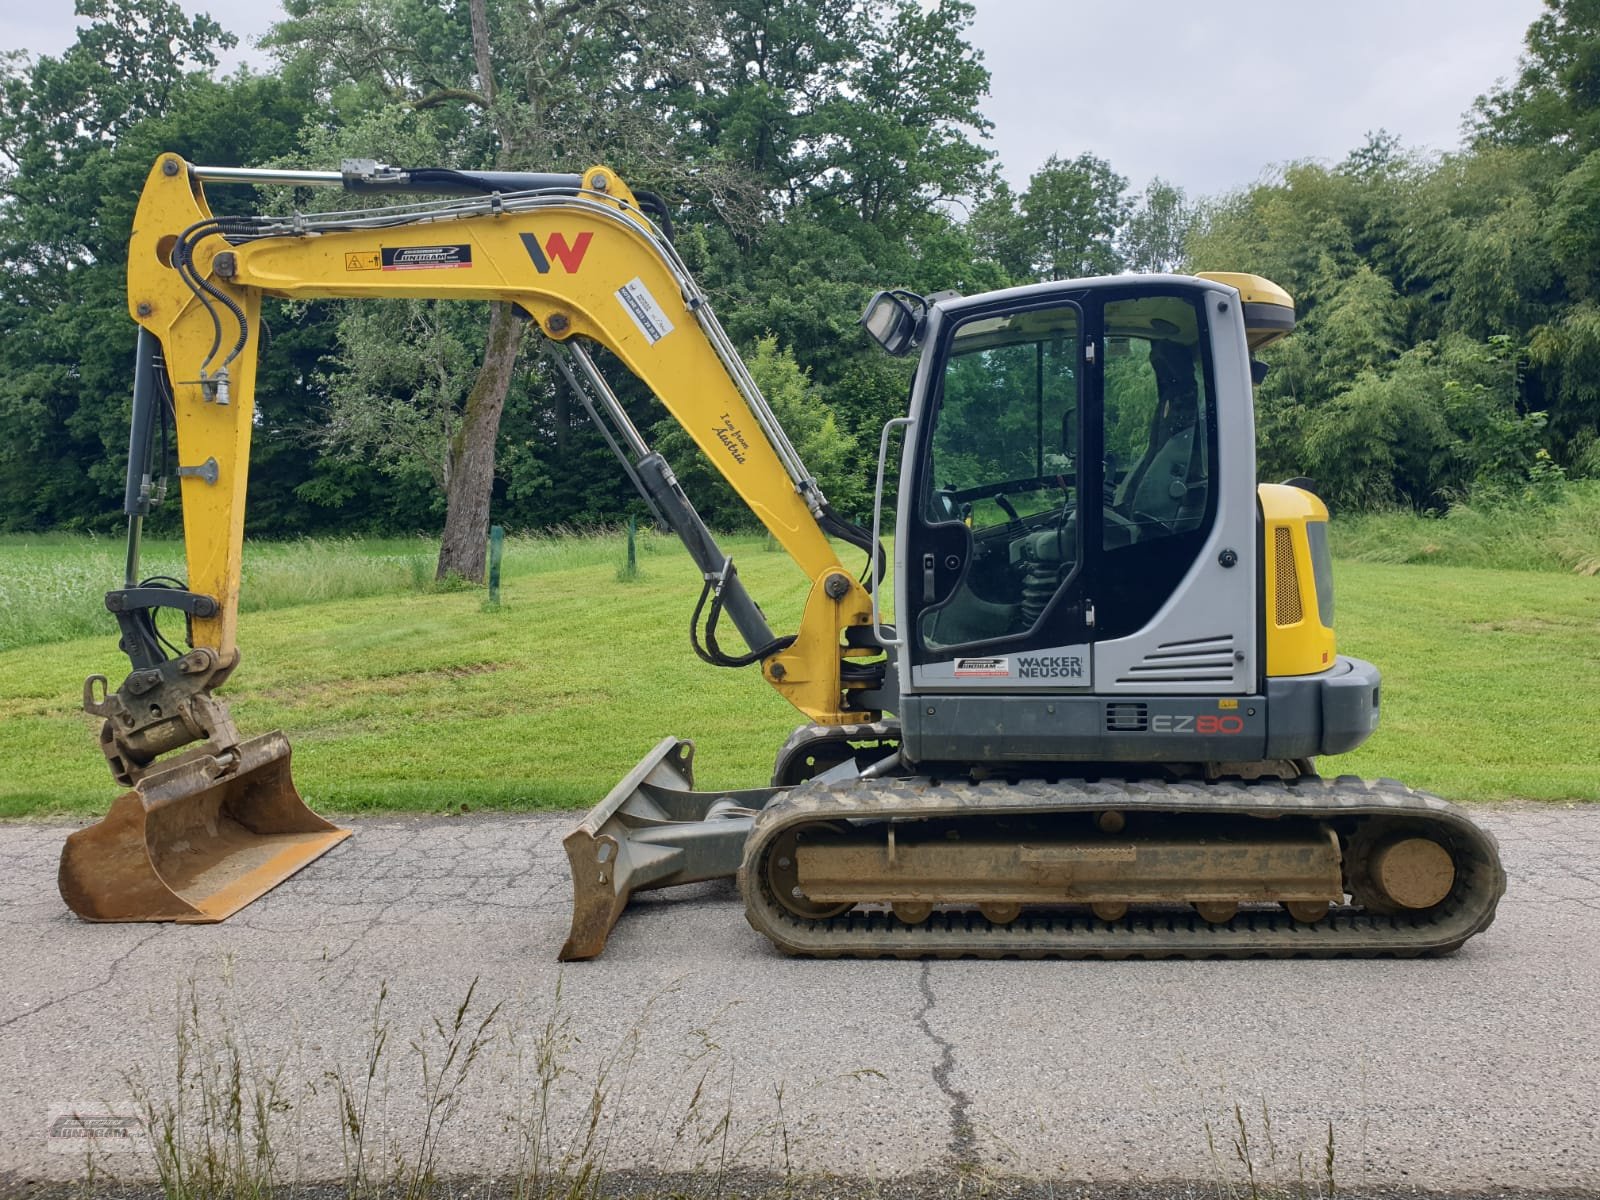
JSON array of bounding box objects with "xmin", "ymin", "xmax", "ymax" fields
[{"xmin": 919, "ymin": 304, "xmax": 1080, "ymax": 650}]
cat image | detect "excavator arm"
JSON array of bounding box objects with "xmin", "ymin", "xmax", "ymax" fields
[
  {"xmin": 126, "ymin": 152, "xmax": 879, "ymax": 723},
  {"xmin": 61, "ymin": 153, "xmax": 882, "ymax": 928}
]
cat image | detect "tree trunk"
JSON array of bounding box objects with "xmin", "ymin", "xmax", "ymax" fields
[{"xmin": 436, "ymin": 301, "xmax": 522, "ymax": 582}]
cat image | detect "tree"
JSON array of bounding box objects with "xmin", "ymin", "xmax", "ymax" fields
[
  {"xmin": 671, "ymin": 0, "xmax": 994, "ymax": 503},
  {"xmin": 0, "ymin": 0, "xmax": 231, "ymax": 173},
  {"xmin": 1020, "ymin": 153, "xmax": 1129, "ymax": 281},
  {"xmin": 966, "ymin": 180, "xmax": 1032, "ymax": 283},
  {"xmin": 1121, "ymin": 178, "xmax": 1190, "ymax": 273},
  {"xmin": 1472, "ymin": 0, "xmax": 1600, "ymax": 153},
  {"xmin": 0, "ymin": 1, "xmax": 310, "ymax": 533},
  {"xmin": 809, "ymin": 0, "xmax": 993, "ymax": 232}
]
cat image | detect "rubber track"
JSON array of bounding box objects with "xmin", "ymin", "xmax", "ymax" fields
[{"xmin": 737, "ymin": 774, "xmax": 1506, "ymax": 959}]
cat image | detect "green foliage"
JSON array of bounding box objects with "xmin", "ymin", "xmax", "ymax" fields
[
  {"xmin": 1314, "ymin": 264, "xmax": 1406, "ymax": 378},
  {"xmin": 1549, "ymin": 149, "xmax": 1600, "ymax": 300},
  {"xmin": 5, "ymin": 0, "xmax": 1600, "ymax": 537},
  {"xmin": 1122, "ymin": 178, "xmax": 1191, "ymax": 274},
  {"xmin": 1529, "ymin": 300, "xmax": 1600, "ymax": 441},
  {"xmin": 1299, "ymin": 335, "xmax": 1553, "ymax": 511}
]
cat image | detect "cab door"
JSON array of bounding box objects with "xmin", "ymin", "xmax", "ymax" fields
[
  {"xmin": 903, "ymin": 298, "xmax": 1095, "ymax": 691},
  {"xmin": 902, "ymin": 284, "xmax": 1225, "ymax": 694}
]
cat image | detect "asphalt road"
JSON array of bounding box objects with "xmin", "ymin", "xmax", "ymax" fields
[{"xmin": 1, "ymin": 806, "xmax": 1596, "ymax": 1197}]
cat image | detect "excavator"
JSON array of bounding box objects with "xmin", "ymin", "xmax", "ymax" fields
[{"xmin": 59, "ymin": 153, "xmax": 1505, "ymax": 959}]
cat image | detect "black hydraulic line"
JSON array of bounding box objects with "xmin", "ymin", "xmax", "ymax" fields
[
  {"xmin": 169, "ymin": 220, "xmax": 228, "ymax": 378},
  {"xmin": 689, "ymin": 578, "xmax": 794, "ymax": 668},
  {"xmin": 817, "ymin": 503, "xmax": 886, "ymax": 591},
  {"xmin": 178, "ymin": 218, "xmax": 255, "ymax": 376},
  {"xmin": 631, "ymin": 190, "xmax": 675, "ymax": 242}
]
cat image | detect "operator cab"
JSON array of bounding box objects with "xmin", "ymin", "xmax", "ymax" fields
[
  {"xmin": 917, "ymin": 288, "xmax": 1216, "ymax": 654},
  {"xmin": 865, "ymin": 273, "xmax": 1294, "ymax": 707}
]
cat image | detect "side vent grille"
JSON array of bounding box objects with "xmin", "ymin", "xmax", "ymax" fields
[
  {"xmin": 1105, "ymin": 702, "xmax": 1149, "ymax": 732},
  {"xmin": 1274, "ymin": 526, "xmax": 1303, "ymax": 625},
  {"xmin": 1116, "ymin": 635, "xmax": 1237, "ymax": 685}
]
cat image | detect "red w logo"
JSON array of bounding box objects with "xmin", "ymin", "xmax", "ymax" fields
[{"xmin": 521, "ymin": 231, "xmax": 593, "ymax": 273}]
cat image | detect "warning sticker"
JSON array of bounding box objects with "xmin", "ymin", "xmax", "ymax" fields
[
  {"xmin": 953, "ymin": 657, "xmax": 1010, "ymax": 678},
  {"xmin": 344, "ymin": 251, "xmax": 381, "ymax": 271},
  {"xmin": 615, "ymin": 277, "xmax": 676, "ymax": 344},
  {"xmin": 381, "ymin": 244, "xmax": 473, "ymax": 270}
]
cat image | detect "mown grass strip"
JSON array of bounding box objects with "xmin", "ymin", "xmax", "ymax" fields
[{"xmin": 0, "ymin": 531, "xmax": 1594, "ymax": 815}]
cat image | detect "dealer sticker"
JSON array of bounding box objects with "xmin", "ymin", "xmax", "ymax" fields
[
  {"xmin": 615, "ymin": 277, "xmax": 676, "ymax": 344},
  {"xmin": 380, "ymin": 244, "xmax": 473, "ymax": 270},
  {"xmin": 953, "ymin": 656, "xmax": 1010, "ymax": 678}
]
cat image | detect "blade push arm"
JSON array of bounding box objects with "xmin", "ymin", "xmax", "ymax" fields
[{"xmin": 116, "ymin": 154, "xmax": 878, "ymax": 769}]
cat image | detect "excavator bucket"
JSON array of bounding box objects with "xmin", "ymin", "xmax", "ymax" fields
[{"xmin": 59, "ymin": 731, "xmax": 350, "ymax": 923}]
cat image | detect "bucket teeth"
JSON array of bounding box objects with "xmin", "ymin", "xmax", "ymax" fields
[{"xmin": 58, "ymin": 731, "xmax": 350, "ymax": 923}]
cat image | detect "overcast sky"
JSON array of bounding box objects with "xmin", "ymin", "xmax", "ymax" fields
[{"xmin": 3, "ymin": 0, "xmax": 1547, "ymax": 199}]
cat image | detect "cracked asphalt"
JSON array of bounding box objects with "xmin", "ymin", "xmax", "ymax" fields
[{"xmin": 1, "ymin": 806, "xmax": 1597, "ymax": 1196}]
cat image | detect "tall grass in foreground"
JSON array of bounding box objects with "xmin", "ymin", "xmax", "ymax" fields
[
  {"xmin": 1332, "ymin": 480, "xmax": 1600, "ymax": 575},
  {"xmin": 112, "ymin": 973, "xmax": 889, "ymax": 1200},
  {"xmin": 103, "ymin": 972, "xmax": 1340, "ymax": 1200}
]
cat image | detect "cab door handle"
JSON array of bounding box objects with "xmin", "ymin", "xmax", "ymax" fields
[{"xmin": 922, "ymin": 553, "xmax": 937, "ymax": 602}]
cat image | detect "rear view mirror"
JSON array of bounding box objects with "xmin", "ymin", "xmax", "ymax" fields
[{"xmin": 860, "ymin": 290, "xmax": 927, "ymax": 357}]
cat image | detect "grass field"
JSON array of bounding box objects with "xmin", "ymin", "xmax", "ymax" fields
[{"xmin": 0, "ymin": 521, "xmax": 1595, "ymax": 816}]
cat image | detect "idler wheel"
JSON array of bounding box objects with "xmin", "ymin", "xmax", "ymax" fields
[
  {"xmin": 1371, "ymin": 836, "xmax": 1456, "ymax": 910},
  {"xmin": 765, "ymin": 826, "xmax": 853, "ymax": 920}
]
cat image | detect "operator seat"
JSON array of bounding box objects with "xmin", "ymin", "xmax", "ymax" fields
[{"xmin": 1117, "ymin": 339, "xmax": 1206, "ymax": 536}]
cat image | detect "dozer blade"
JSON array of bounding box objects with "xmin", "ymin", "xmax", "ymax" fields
[
  {"xmin": 59, "ymin": 731, "xmax": 350, "ymax": 923},
  {"xmin": 560, "ymin": 737, "xmax": 780, "ymax": 961}
]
